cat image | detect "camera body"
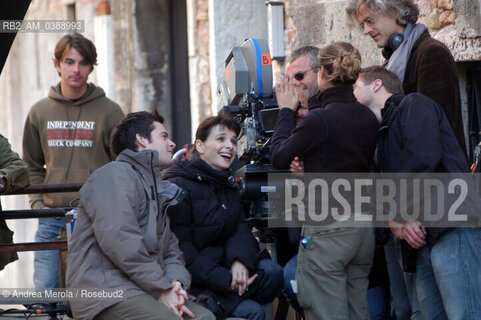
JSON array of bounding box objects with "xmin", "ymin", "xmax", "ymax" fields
[
  {"xmin": 217, "ymin": 38, "xmax": 284, "ymax": 241},
  {"xmin": 218, "ymin": 38, "xmax": 278, "ymax": 162}
]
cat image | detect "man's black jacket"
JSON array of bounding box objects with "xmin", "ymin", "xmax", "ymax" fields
[{"xmin": 377, "ymin": 93, "xmax": 469, "ymax": 246}]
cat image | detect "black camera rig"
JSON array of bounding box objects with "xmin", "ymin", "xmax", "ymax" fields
[{"xmin": 217, "ymin": 38, "xmax": 285, "ymax": 243}]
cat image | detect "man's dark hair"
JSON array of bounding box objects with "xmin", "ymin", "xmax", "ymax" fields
[
  {"xmin": 110, "ymin": 110, "xmax": 165, "ymax": 157},
  {"xmin": 287, "ymin": 45, "xmax": 320, "ymax": 71},
  {"xmin": 360, "ymin": 65, "xmax": 404, "ymax": 94},
  {"xmin": 54, "ymin": 32, "xmax": 97, "ymax": 74}
]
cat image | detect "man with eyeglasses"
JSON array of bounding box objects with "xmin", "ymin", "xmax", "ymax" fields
[
  {"xmin": 346, "ymin": 0, "xmax": 466, "ymax": 158},
  {"xmin": 285, "ymin": 46, "xmax": 322, "ymax": 114}
]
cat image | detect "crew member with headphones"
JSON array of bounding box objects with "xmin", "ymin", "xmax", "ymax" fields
[
  {"xmin": 381, "ymin": 32, "xmax": 404, "ymax": 60},
  {"xmin": 347, "ymin": 0, "xmax": 466, "ymax": 160},
  {"xmin": 346, "ymin": 2, "xmax": 468, "ymax": 320}
]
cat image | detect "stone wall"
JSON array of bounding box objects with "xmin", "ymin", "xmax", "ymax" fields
[
  {"xmin": 132, "ymin": 0, "xmax": 173, "ymax": 130},
  {"xmin": 110, "ymin": 0, "xmax": 136, "ymax": 113},
  {"xmin": 284, "ymin": 0, "xmax": 481, "ymax": 63},
  {"xmin": 419, "ymin": 0, "xmax": 481, "ymax": 61},
  {"xmin": 284, "ymin": 0, "xmax": 380, "ymax": 68},
  {"xmin": 187, "ymin": 0, "xmax": 211, "ymax": 139}
]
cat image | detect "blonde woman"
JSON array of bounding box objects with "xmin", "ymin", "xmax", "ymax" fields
[{"xmin": 270, "ymin": 42, "xmax": 379, "ymax": 320}]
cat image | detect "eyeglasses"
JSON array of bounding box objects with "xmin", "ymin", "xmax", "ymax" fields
[
  {"xmin": 293, "ymin": 67, "xmax": 317, "ymax": 81},
  {"xmin": 359, "ymin": 11, "xmax": 381, "ymax": 29}
]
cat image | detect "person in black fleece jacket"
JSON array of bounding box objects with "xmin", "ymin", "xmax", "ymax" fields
[
  {"xmin": 270, "ymin": 42, "xmax": 379, "ymax": 320},
  {"xmin": 163, "ymin": 115, "xmax": 282, "ymax": 320},
  {"xmin": 354, "ymin": 65, "xmax": 481, "ymax": 320}
]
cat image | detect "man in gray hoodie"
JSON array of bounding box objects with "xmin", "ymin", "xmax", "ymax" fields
[
  {"xmin": 66, "ymin": 111, "xmax": 214, "ymax": 320},
  {"xmin": 22, "ymin": 33, "xmax": 124, "ymax": 289}
]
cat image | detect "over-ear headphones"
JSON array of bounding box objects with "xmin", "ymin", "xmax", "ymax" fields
[{"xmin": 382, "ymin": 32, "xmax": 404, "ymax": 59}]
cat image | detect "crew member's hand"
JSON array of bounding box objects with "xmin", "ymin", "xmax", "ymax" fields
[
  {"xmin": 402, "ymin": 221, "xmax": 426, "ymax": 249},
  {"xmin": 388, "ymin": 220, "xmax": 404, "ymax": 239},
  {"xmin": 230, "ymin": 260, "xmax": 258, "ymax": 296},
  {"xmin": 290, "ymin": 157, "xmax": 304, "ymax": 175},
  {"xmin": 275, "ymin": 75, "xmax": 298, "ymax": 111}
]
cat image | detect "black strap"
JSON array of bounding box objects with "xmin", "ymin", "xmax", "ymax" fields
[{"xmin": 467, "ymin": 67, "xmax": 481, "ymax": 164}]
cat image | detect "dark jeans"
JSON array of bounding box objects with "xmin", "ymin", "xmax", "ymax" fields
[
  {"xmin": 282, "ymin": 254, "xmax": 304, "ymax": 315},
  {"xmin": 230, "ymin": 259, "xmax": 283, "ymax": 320},
  {"xmin": 34, "ymin": 217, "xmax": 65, "ymax": 288},
  {"xmin": 367, "ymin": 286, "xmax": 390, "ymax": 320},
  {"xmin": 384, "ymin": 235, "xmax": 422, "ymax": 320},
  {"xmin": 416, "ymin": 227, "xmax": 481, "ymax": 320}
]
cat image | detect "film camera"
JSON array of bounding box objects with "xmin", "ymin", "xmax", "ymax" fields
[{"xmin": 217, "ymin": 38, "xmax": 285, "ymax": 242}]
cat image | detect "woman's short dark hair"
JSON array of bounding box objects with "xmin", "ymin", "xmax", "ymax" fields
[
  {"xmin": 54, "ymin": 33, "xmax": 97, "ymax": 74},
  {"xmin": 195, "ymin": 115, "xmax": 241, "ymax": 142},
  {"xmin": 110, "ymin": 110, "xmax": 165, "ymax": 157},
  {"xmin": 190, "ymin": 115, "xmax": 240, "ymax": 157}
]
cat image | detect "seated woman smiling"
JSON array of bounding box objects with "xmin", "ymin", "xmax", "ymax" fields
[{"xmin": 163, "ymin": 115, "xmax": 282, "ymax": 320}]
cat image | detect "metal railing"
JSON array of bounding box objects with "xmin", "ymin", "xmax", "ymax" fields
[{"xmin": 0, "ymin": 183, "xmax": 82, "ymax": 288}]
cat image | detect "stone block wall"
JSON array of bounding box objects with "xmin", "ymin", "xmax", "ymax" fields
[
  {"xmin": 284, "ymin": 0, "xmax": 481, "ymax": 62},
  {"xmin": 284, "ymin": 0, "xmax": 379, "ymax": 68}
]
